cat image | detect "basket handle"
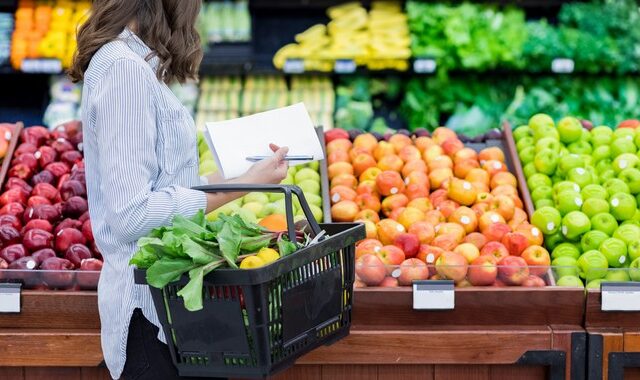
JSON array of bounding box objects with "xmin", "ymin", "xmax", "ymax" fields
[{"xmin": 192, "ymin": 184, "xmax": 322, "ymax": 242}]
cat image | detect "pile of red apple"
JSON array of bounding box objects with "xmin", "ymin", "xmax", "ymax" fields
[
  {"xmin": 0, "ymin": 121, "xmax": 102, "ymax": 289},
  {"xmin": 324, "ymin": 127, "xmax": 551, "ymax": 288}
]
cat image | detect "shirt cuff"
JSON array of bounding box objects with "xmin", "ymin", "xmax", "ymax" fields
[{"xmin": 175, "ymin": 186, "xmax": 208, "ymax": 217}]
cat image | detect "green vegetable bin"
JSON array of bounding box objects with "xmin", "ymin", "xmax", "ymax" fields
[{"xmin": 134, "ymin": 184, "xmax": 365, "ymax": 378}]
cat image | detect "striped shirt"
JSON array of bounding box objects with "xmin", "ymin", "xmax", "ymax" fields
[{"xmin": 81, "ymin": 28, "xmax": 207, "ymax": 379}]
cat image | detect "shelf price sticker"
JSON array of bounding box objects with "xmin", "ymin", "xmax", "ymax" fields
[
  {"xmin": 334, "ymin": 59, "xmax": 356, "ymax": 74},
  {"xmin": 0, "ymin": 283, "xmax": 21, "ymax": 313},
  {"xmin": 413, "ymin": 280, "xmax": 454, "ymax": 310},
  {"xmin": 413, "ymin": 58, "xmax": 437, "ymax": 74},
  {"xmin": 283, "ymin": 59, "xmax": 305, "ymax": 74},
  {"xmin": 601, "ymin": 282, "xmax": 640, "ymax": 312},
  {"xmin": 21, "ymin": 59, "xmax": 63, "ymax": 74},
  {"xmin": 551, "ymin": 58, "xmax": 575, "ymax": 74}
]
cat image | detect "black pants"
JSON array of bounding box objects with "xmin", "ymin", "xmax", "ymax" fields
[{"xmin": 121, "ymin": 308, "xmax": 227, "ymax": 380}]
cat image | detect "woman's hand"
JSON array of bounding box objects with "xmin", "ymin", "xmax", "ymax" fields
[{"xmin": 241, "ymin": 144, "xmax": 289, "ymax": 185}]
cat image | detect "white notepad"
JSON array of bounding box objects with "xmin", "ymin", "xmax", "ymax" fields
[{"xmin": 204, "ymin": 103, "xmax": 325, "ymax": 179}]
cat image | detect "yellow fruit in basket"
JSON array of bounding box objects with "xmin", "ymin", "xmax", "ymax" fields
[
  {"xmin": 240, "ymin": 256, "xmax": 265, "ymax": 269},
  {"xmin": 257, "ymin": 248, "xmax": 280, "ymax": 264}
]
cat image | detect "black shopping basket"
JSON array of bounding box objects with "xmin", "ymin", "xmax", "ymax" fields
[{"xmin": 134, "ymin": 184, "xmax": 365, "ymax": 378}]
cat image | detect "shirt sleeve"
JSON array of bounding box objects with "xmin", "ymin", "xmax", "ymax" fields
[{"xmin": 93, "ymin": 59, "xmax": 207, "ymax": 243}]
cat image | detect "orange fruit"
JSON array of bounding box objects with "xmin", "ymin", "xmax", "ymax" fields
[{"xmin": 259, "ymin": 214, "xmax": 288, "ymax": 232}]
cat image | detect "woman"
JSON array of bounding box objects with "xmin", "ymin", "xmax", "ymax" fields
[{"xmin": 69, "ymin": 1, "xmax": 288, "ymax": 379}]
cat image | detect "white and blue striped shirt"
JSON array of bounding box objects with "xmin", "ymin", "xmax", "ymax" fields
[{"xmin": 81, "ymin": 28, "xmax": 207, "ymax": 379}]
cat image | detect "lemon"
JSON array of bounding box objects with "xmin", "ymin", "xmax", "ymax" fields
[
  {"xmin": 239, "ymin": 256, "xmax": 265, "ymax": 269},
  {"xmin": 257, "ymin": 247, "xmax": 280, "ymax": 264}
]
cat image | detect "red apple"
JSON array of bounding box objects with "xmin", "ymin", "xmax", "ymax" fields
[
  {"xmin": 480, "ymin": 241, "xmax": 509, "ymax": 262},
  {"xmin": 393, "ymin": 233, "xmax": 420, "ymax": 258},
  {"xmin": 520, "ymin": 245, "xmax": 551, "ymax": 277},
  {"xmin": 435, "ymin": 251, "xmax": 468, "ymax": 282},
  {"xmin": 379, "ymin": 277, "xmax": 399, "ymax": 287},
  {"xmin": 398, "ymin": 258, "xmax": 429, "ymax": 286},
  {"xmin": 522, "ymin": 275, "xmax": 546, "ymax": 287},
  {"xmin": 468, "ymin": 255, "xmax": 498, "ymax": 286},
  {"xmin": 498, "ymin": 256, "xmax": 530, "ymax": 286},
  {"xmin": 501, "ymin": 232, "xmax": 529, "ymax": 256},
  {"xmin": 375, "ymin": 245, "xmax": 406, "ymax": 269},
  {"xmin": 355, "ymin": 254, "xmax": 386, "ymax": 286}
]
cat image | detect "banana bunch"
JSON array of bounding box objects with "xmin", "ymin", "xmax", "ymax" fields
[{"xmin": 273, "ymin": 1, "xmax": 410, "ymax": 72}]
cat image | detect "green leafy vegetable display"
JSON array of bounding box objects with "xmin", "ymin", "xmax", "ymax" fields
[{"xmin": 130, "ymin": 211, "xmax": 305, "ymax": 311}]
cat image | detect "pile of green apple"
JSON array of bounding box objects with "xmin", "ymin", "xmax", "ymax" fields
[
  {"xmin": 197, "ymin": 133, "xmax": 324, "ymax": 223},
  {"xmin": 514, "ymin": 114, "xmax": 640, "ymax": 288}
]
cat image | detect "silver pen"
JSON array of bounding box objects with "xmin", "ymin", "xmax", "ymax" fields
[{"xmin": 246, "ymin": 155, "xmax": 314, "ymax": 162}]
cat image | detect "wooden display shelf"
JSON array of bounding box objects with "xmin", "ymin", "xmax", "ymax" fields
[{"xmin": 585, "ymin": 289, "xmax": 640, "ymax": 380}]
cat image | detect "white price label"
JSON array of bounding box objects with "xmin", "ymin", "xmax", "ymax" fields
[
  {"xmin": 21, "ymin": 59, "xmax": 63, "ymax": 74},
  {"xmin": 413, "ymin": 58, "xmax": 437, "ymax": 74},
  {"xmin": 551, "ymin": 58, "xmax": 575, "ymax": 74},
  {"xmin": 601, "ymin": 282, "xmax": 640, "ymax": 312},
  {"xmin": 0, "ymin": 283, "xmax": 21, "ymax": 313},
  {"xmin": 283, "ymin": 59, "xmax": 305, "ymax": 74},
  {"xmin": 334, "ymin": 59, "xmax": 356, "ymax": 74},
  {"xmin": 413, "ymin": 280, "xmax": 454, "ymax": 310}
]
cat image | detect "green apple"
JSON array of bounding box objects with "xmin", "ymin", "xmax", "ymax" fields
[
  {"xmin": 567, "ymin": 167, "xmax": 593, "ymax": 189},
  {"xmin": 513, "ymin": 126, "xmax": 533, "ymax": 141},
  {"xmin": 207, "ymin": 202, "xmax": 241, "ymax": 221},
  {"xmin": 297, "ymin": 180, "xmax": 321, "ymax": 195},
  {"xmin": 235, "ymin": 208, "xmax": 258, "ymax": 224},
  {"xmin": 581, "ymin": 184, "xmax": 608, "ymax": 200},
  {"xmin": 591, "ymin": 213, "xmax": 619, "ymax": 236},
  {"xmin": 536, "ymin": 199, "xmax": 555, "ymax": 209},
  {"xmin": 554, "ymin": 181, "xmax": 581, "ymax": 195},
  {"xmin": 628, "ymin": 240, "xmax": 640, "ymax": 262},
  {"xmin": 629, "ymin": 258, "xmax": 640, "ymax": 281},
  {"xmin": 523, "ymin": 162, "xmax": 537, "ymax": 178},
  {"xmin": 242, "ymin": 201, "xmax": 268, "ymax": 218},
  {"xmin": 609, "ymin": 192, "xmax": 637, "ymax": 221},
  {"xmin": 551, "ymin": 174, "xmax": 564, "ymax": 184},
  {"xmin": 199, "ymin": 160, "xmax": 218, "ymax": 176},
  {"xmin": 534, "ymin": 125, "xmax": 560, "ymax": 141},
  {"xmin": 581, "ymin": 128, "xmax": 591, "ymax": 142},
  {"xmin": 281, "ymin": 174, "xmax": 295, "ymax": 185},
  {"xmin": 591, "ymin": 125, "xmax": 613, "ymax": 135},
  {"xmin": 634, "ymin": 129, "xmax": 640, "ymax": 149},
  {"xmin": 562, "ymin": 211, "xmax": 591, "ymax": 240},
  {"xmin": 309, "ymin": 204, "xmax": 323, "ymax": 222},
  {"xmin": 552, "ymin": 243, "xmax": 581, "ymax": 260},
  {"xmin": 612, "ymin": 153, "xmax": 640, "ymax": 175},
  {"xmin": 294, "ymin": 168, "xmax": 320, "ymax": 184},
  {"xmin": 556, "ymin": 275, "xmax": 584, "ymax": 287},
  {"xmin": 287, "ymin": 166, "xmax": 298, "ymax": 176},
  {"xmin": 532, "ymin": 206, "xmax": 562, "ymax": 235},
  {"xmin": 519, "ymin": 146, "xmax": 536, "ymax": 165},
  {"xmin": 552, "ymin": 256, "xmax": 579, "ymax": 278},
  {"xmin": 529, "ymin": 113, "xmax": 555, "ymax": 131},
  {"xmin": 581, "ymin": 230, "xmax": 609, "ymax": 252},
  {"xmin": 604, "ymin": 270, "xmax": 630, "ymax": 282},
  {"xmin": 517, "ymin": 137, "xmax": 535, "ymax": 153},
  {"xmin": 596, "ymin": 159, "xmax": 613, "ymax": 174},
  {"xmin": 555, "ymin": 191, "xmax": 583, "ymax": 215},
  {"xmin": 305, "ymin": 161, "xmax": 320, "ymax": 171},
  {"xmin": 586, "ymin": 279, "xmax": 604, "ymax": 289},
  {"xmin": 303, "ymin": 193, "xmax": 322, "ymax": 207},
  {"xmin": 604, "ymin": 178, "xmax": 631, "ymax": 196},
  {"xmin": 600, "ymin": 237, "xmax": 628, "ymax": 268},
  {"xmin": 592, "ymin": 145, "xmax": 611, "ymax": 163},
  {"xmin": 614, "ymin": 128, "xmax": 635, "ymax": 140},
  {"xmin": 567, "ymin": 141, "xmax": 592, "ymax": 155},
  {"xmin": 528, "ymin": 173, "xmax": 552, "ymax": 190},
  {"xmin": 557, "ymin": 116, "xmax": 583, "ymax": 144},
  {"xmin": 581, "ymin": 198, "xmax": 610, "ymax": 218},
  {"xmin": 578, "ymin": 250, "xmax": 609, "ymax": 281},
  {"xmin": 613, "ymin": 224, "xmax": 640, "ymax": 246},
  {"xmin": 201, "ymin": 150, "xmax": 214, "ymax": 162},
  {"xmin": 599, "ymin": 170, "xmax": 616, "ymax": 184},
  {"xmin": 534, "ymin": 149, "xmax": 559, "ymax": 175},
  {"xmin": 591, "ymin": 133, "xmax": 613, "ymax": 148},
  {"xmin": 558, "ymin": 154, "xmax": 585, "ymax": 175},
  {"xmin": 531, "ymin": 185, "xmax": 553, "ymax": 203},
  {"xmin": 244, "ymin": 192, "xmax": 269, "ymax": 205},
  {"xmin": 611, "ymin": 137, "xmax": 636, "ymax": 158},
  {"xmin": 559, "ymin": 146, "xmax": 570, "ymax": 157},
  {"xmin": 618, "ymin": 168, "xmax": 640, "ymax": 194},
  {"xmin": 545, "ymin": 231, "xmax": 566, "ymax": 251},
  {"xmin": 535, "ymin": 137, "xmax": 561, "ymax": 153},
  {"xmin": 268, "ymin": 192, "xmax": 285, "ymax": 202}
]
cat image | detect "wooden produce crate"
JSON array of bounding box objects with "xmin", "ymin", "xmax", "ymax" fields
[{"xmin": 585, "ymin": 289, "xmax": 640, "ymax": 380}]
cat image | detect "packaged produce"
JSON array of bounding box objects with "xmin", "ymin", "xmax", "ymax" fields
[
  {"xmin": 0, "ymin": 13, "xmax": 13, "ymax": 66},
  {"xmin": 514, "ymin": 114, "xmax": 640, "ymax": 287},
  {"xmin": 43, "ymin": 75, "xmax": 82, "ymax": 128},
  {"xmin": 198, "ymin": 0, "xmax": 251, "ymax": 44}
]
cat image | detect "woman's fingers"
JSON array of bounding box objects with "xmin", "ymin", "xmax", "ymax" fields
[{"xmin": 269, "ymin": 143, "xmax": 281, "ymax": 152}]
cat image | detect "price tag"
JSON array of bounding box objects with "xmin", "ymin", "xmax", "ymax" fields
[
  {"xmin": 551, "ymin": 58, "xmax": 575, "ymax": 74},
  {"xmin": 0, "ymin": 283, "xmax": 21, "ymax": 313},
  {"xmin": 413, "ymin": 280, "xmax": 454, "ymax": 310},
  {"xmin": 283, "ymin": 59, "xmax": 305, "ymax": 74},
  {"xmin": 413, "ymin": 58, "xmax": 437, "ymax": 74},
  {"xmin": 334, "ymin": 59, "xmax": 356, "ymax": 74},
  {"xmin": 601, "ymin": 282, "xmax": 640, "ymax": 312},
  {"xmin": 21, "ymin": 59, "xmax": 63, "ymax": 74}
]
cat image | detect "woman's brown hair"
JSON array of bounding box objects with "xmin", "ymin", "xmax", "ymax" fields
[{"xmin": 68, "ymin": 0, "xmax": 202, "ymax": 84}]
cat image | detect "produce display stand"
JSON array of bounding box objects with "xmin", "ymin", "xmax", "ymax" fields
[{"xmin": 585, "ymin": 289, "xmax": 640, "ymax": 380}]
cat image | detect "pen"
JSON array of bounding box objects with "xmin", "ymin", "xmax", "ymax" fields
[{"xmin": 246, "ymin": 155, "xmax": 314, "ymax": 162}]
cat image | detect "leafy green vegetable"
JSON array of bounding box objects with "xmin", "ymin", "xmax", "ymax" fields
[{"xmin": 130, "ymin": 212, "xmax": 311, "ymax": 311}]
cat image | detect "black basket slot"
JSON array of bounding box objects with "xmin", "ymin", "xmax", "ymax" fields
[{"xmin": 282, "ymin": 265, "xmax": 342, "ymax": 344}]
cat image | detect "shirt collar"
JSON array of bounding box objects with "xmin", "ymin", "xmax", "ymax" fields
[{"xmin": 118, "ymin": 27, "xmax": 161, "ymax": 72}]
